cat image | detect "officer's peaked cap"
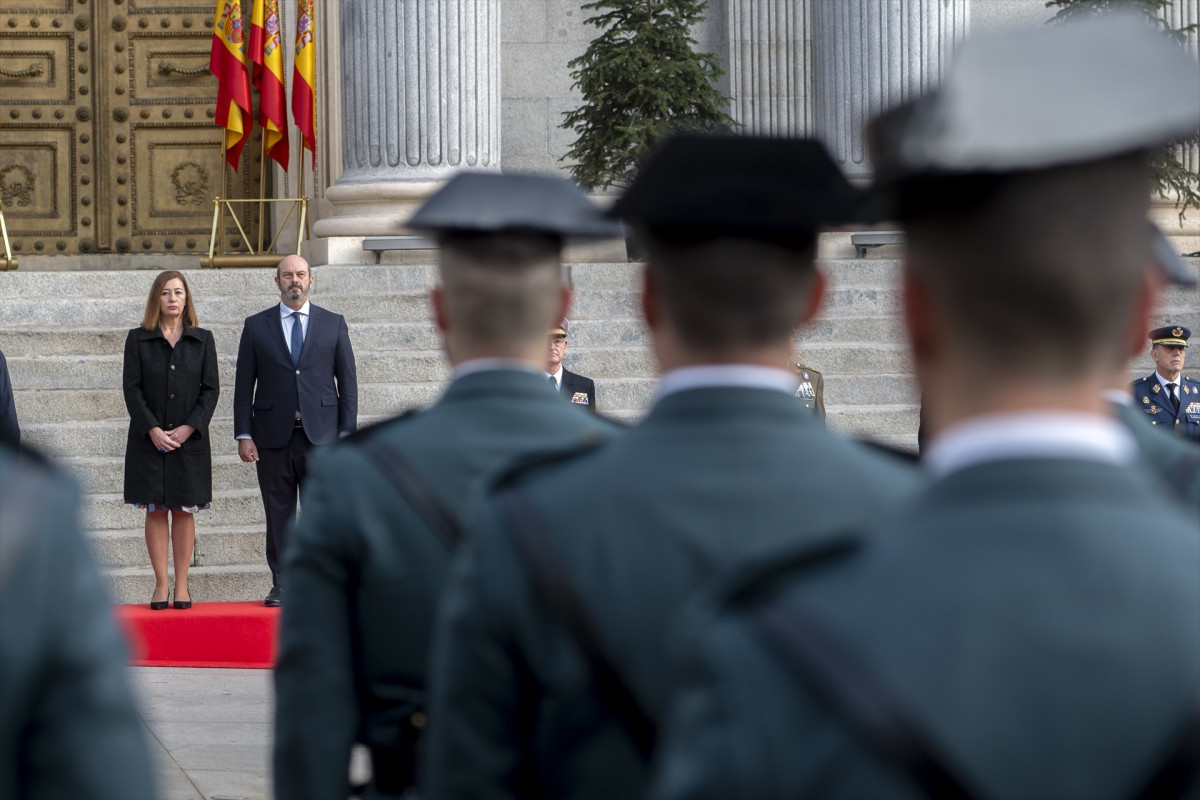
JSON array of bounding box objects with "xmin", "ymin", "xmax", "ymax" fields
[
  {"xmin": 874, "ymin": 11, "xmax": 1200, "ymax": 178},
  {"xmin": 612, "ymin": 135, "xmax": 867, "ymax": 242},
  {"xmin": 407, "ymin": 172, "xmax": 623, "ymax": 241},
  {"xmin": 1150, "ymin": 326, "xmax": 1191, "ymax": 347}
]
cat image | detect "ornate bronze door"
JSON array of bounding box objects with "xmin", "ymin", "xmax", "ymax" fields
[{"xmin": 0, "ymin": 0, "xmax": 260, "ymax": 259}]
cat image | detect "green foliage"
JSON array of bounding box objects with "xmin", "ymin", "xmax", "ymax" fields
[
  {"xmin": 560, "ymin": 0, "xmax": 737, "ymax": 191},
  {"xmin": 1046, "ymin": 0, "xmax": 1200, "ymax": 222}
]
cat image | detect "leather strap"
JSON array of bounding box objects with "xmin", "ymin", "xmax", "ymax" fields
[
  {"xmin": 357, "ymin": 435, "xmax": 464, "ymax": 551},
  {"xmin": 751, "ymin": 597, "xmax": 980, "ymax": 800},
  {"xmin": 497, "ymin": 488, "xmax": 657, "ymax": 761}
]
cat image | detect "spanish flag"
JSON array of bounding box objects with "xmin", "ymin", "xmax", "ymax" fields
[
  {"xmin": 292, "ymin": 0, "xmax": 317, "ymax": 167},
  {"xmin": 209, "ymin": 0, "xmax": 253, "ymax": 170},
  {"xmin": 249, "ymin": 0, "xmax": 289, "ymax": 168}
]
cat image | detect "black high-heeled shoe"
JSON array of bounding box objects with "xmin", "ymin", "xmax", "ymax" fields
[
  {"xmin": 150, "ymin": 593, "xmax": 169, "ymax": 611},
  {"xmin": 173, "ymin": 589, "xmax": 192, "ymax": 610}
]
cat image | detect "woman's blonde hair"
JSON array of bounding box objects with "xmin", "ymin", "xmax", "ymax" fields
[{"xmin": 141, "ymin": 270, "xmax": 198, "ymax": 330}]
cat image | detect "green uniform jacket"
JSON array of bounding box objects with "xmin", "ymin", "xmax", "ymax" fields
[
  {"xmin": 650, "ymin": 458, "xmax": 1200, "ymax": 800},
  {"xmin": 0, "ymin": 442, "xmax": 156, "ymax": 800},
  {"xmin": 272, "ymin": 369, "xmax": 618, "ymax": 800},
  {"xmin": 1112, "ymin": 399, "xmax": 1200, "ymax": 508},
  {"xmin": 423, "ymin": 386, "xmax": 922, "ymax": 800}
]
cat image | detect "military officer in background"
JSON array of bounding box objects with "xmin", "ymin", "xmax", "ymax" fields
[
  {"xmin": 423, "ymin": 136, "xmax": 922, "ymax": 800},
  {"xmin": 0, "ymin": 437, "xmax": 156, "ymax": 799},
  {"xmin": 793, "ymin": 362, "xmax": 825, "ymax": 419},
  {"xmin": 1131, "ymin": 325, "xmax": 1200, "ymax": 441},
  {"xmin": 547, "ymin": 318, "xmax": 597, "ymax": 411},
  {"xmin": 273, "ymin": 173, "xmax": 621, "ymax": 799},
  {"xmin": 650, "ymin": 15, "xmax": 1200, "ymax": 800},
  {"xmin": 1107, "ymin": 226, "xmax": 1200, "ymax": 507}
]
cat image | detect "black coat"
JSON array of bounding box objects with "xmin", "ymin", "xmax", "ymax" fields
[
  {"xmin": 560, "ymin": 368, "xmax": 597, "ymax": 412},
  {"xmin": 122, "ymin": 325, "xmax": 220, "ymax": 506}
]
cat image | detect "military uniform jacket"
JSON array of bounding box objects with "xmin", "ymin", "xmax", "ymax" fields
[
  {"xmin": 794, "ymin": 363, "xmax": 825, "ymax": 420},
  {"xmin": 560, "ymin": 368, "xmax": 597, "ymax": 412},
  {"xmin": 649, "ymin": 458, "xmax": 1200, "ymax": 800},
  {"xmin": 1112, "ymin": 400, "xmax": 1200, "ymax": 508},
  {"xmin": 0, "ymin": 442, "xmax": 155, "ymax": 799},
  {"xmin": 273, "ymin": 369, "xmax": 618, "ymax": 800},
  {"xmin": 1130, "ymin": 372, "xmax": 1200, "ymax": 441},
  {"xmin": 122, "ymin": 324, "xmax": 220, "ymax": 506},
  {"xmin": 423, "ymin": 387, "xmax": 922, "ymax": 800}
]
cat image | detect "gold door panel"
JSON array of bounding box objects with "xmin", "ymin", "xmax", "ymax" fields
[{"xmin": 0, "ymin": 0, "xmax": 261, "ymax": 259}]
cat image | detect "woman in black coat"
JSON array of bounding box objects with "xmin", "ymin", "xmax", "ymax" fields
[{"xmin": 123, "ymin": 270, "xmax": 219, "ymax": 610}]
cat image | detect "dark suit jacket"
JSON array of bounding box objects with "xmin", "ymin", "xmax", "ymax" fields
[
  {"xmin": 560, "ymin": 368, "xmax": 597, "ymax": 412},
  {"xmin": 0, "ymin": 350, "xmax": 16, "ymax": 443},
  {"xmin": 233, "ymin": 304, "xmax": 357, "ymax": 449}
]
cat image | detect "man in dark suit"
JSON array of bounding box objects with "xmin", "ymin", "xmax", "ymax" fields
[
  {"xmin": 650, "ymin": 16, "xmax": 1200, "ymax": 800},
  {"xmin": 423, "ymin": 137, "xmax": 922, "ymax": 800},
  {"xmin": 546, "ymin": 318, "xmax": 597, "ymax": 411},
  {"xmin": 1130, "ymin": 325, "xmax": 1200, "ymax": 441},
  {"xmin": 233, "ymin": 254, "xmax": 357, "ymax": 606},
  {"xmin": 273, "ymin": 173, "xmax": 622, "ymax": 799}
]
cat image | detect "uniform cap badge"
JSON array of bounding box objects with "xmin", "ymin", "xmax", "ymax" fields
[{"xmin": 1173, "ymin": 327, "xmax": 1184, "ymax": 337}]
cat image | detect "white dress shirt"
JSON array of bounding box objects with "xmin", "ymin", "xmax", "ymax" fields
[
  {"xmin": 657, "ymin": 364, "xmax": 798, "ymax": 399},
  {"xmin": 279, "ymin": 300, "xmax": 311, "ymax": 360},
  {"xmin": 546, "ymin": 365, "xmax": 565, "ymax": 391},
  {"xmin": 923, "ymin": 412, "xmax": 1136, "ymax": 479}
]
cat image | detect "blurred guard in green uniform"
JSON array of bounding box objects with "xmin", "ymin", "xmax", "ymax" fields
[
  {"xmin": 0, "ymin": 437, "xmax": 156, "ymax": 800},
  {"xmin": 650, "ymin": 14, "xmax": 1200, "ymax": 800},
  {"xmin": 422, "ymin": 137, "xmax": 922, "ymax": 800},
  {"xmin": 272, "ymin": 173, "xmax": 622, "ymax": 799}
]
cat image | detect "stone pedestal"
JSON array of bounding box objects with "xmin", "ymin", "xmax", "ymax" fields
[
  {"xmin": 727, "ymin": 0, "xmax": 810, "ymax": 136},
  {"xmin": 810, "ymin": 0, "xmax": 969, "ymax": 179},
  {"xmin": 313, "ymin": 0, "xmax": 501, "ymax": 251}
]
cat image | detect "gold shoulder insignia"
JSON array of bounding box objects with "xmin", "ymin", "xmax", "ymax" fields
[{"xmin": 1153, "ymin": 384, "xmax": 1161, "ymax": 393}]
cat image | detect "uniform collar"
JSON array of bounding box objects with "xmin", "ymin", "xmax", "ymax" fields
[
  {"xmin": 452, "ymin": 358, "xmax": 543, "ymax": 381},
  {"xmin": 657, "ymin": 364, "xmax": 798, "ymax": 400},
  {"xmin": 923, "ymin": 412, "xmax": 1136, "ymax": 478}
]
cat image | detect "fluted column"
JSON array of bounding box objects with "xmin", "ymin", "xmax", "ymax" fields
[
  {"xmin": 728, "ymin": 0, "xmax": 809, "ymax": 137},
  {"xmin": 314, "ymin": 0, "xmax": 500, "ymax": 245},
  {"xmin": 1155, "ymin": 0, "xmax": 1198, "ymax": 233},
  {"xmin": 810, "ymin": 0, "xmax": 969, "ymax": 179}
]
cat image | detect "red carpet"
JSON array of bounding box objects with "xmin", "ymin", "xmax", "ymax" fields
[{"xmin": 116, "ymin": 602, "xmax": 280, "ymax": 669}]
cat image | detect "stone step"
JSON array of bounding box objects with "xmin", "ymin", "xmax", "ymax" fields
[
  {"xmin": 82, "ymin": 489, "xmax": 263, "ymax": 531},
  {"xmin": 103, "ymin": 563, "xmax": 273, "ymax": 606},
  {"xmin": 88, "ymin": 524, "xmax": 265, "ymax": 569}
]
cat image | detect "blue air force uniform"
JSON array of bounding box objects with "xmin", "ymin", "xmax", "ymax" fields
[{"xmin": 1130, "ymin": 325, "xmax": 1200, "ymax": 441}]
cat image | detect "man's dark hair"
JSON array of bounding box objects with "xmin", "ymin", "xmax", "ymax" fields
[
  {"xmin": 904, "ymin": 153, "xmax": 1151, "ymax": 378},
  {"xmin": 643, "ymin": 233, "xmax": 818, "ymax": 352}
]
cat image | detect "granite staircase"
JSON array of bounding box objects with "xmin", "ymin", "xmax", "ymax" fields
[{"xmin": 1, "ymin": 252, "xmax": 1194, "ymax": 603}]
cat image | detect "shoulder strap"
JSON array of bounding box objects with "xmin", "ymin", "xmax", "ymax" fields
[
  {"xmin": 750, "ymin": 596, "xmax": 982, "ymax": 800},
  {"xmin": 496, "ymin": 488, "xmax": 657, "ymax": 761},
  {"xmin": 357, "ymin": 434, "xmax": 463, "ymax": 551}
]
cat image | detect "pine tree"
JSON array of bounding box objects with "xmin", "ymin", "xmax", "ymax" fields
[
  {"xmin": 1046, "ymin": 0, "xmax": 1200, "ymax": 222},
  {"xmin": 561, "ymin": 0, "xmax": 736, "ymax": 191}
]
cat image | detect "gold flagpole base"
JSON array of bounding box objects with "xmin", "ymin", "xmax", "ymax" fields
[
  {"xmin": 0, "ymin": 209, "xmax": 16, "ymax": 270},
  {"xmin": 201, "ymin": 253, "xmax": 286, "ymax": 269},
  {"xmin": 204, "ymin": 196, "xmax": 309, "ymax": 269}
]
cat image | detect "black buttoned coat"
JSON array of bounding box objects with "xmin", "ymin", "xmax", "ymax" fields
[{"xmin": 122, "ymin": 325, "xmax": 220, "ymax": 506}]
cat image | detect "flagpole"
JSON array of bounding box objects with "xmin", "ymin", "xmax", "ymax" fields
[
  {"xmin": 257, "ymin": 133, "xmax": 268, "ymax": 254},
  {"xmin": 219, "ymin": 135, "xmax": 229, "ymax": 256}
]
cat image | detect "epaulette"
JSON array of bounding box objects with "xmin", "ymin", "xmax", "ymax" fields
[
  {"xmin": 717, "ymin": 533, "xmax": 864, "ymax": 612},
  {"xmin": 339, "ymin": 409, "xmax": 421, "ymax": 446},
  {"xmin": 1132, "ymin": 375, "xmax": 1151, "ymax": 384},
  {"xmin": 489, "ymin": 430, "xmax": 611, "ymax": 492}
]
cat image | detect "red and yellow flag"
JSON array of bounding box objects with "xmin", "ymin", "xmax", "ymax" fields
[
  {"xmin": 292, "ymin": 0, "xmax": 317, "ymax": 167},
  {"xmin": 249, "ymin": 0, "xmax": 289, "ymax": 168},
  {"xmin": 209, "ymin": 0, "xmax": 253, "ymax": 170}
]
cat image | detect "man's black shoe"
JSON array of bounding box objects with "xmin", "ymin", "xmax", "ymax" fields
[{"xmin": 264, "ymin": 586, "xmax": 282, "ymax": 607}]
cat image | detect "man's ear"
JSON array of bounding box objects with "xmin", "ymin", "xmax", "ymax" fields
[{"xmin": 430, "ymin": 287, "xmax": 449, "ymax": 334}]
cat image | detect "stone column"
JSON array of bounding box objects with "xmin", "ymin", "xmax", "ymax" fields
[
  {"xmin": 1151, "ymin": 0, "xmax": 1199, "ymax": 243},
  {"xmin": 727, "ymin": 0, "xmax": 810, "ymax": 137},
  {"xmin": 313, "ymin": 0, "xmax": 501, "ymax": 254},
  {"xmin": 810, "ymin": 0, "xmax": 969, "ymax": 179}
]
